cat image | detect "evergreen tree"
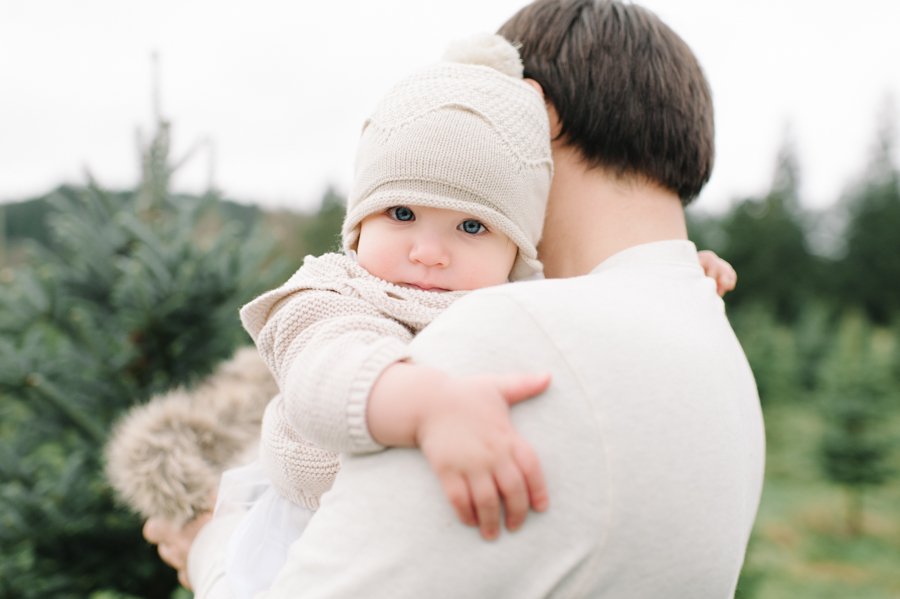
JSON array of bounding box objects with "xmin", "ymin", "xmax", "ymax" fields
[
  {"xmin": 294, "ymin": 187, "xmax": 346, "ymax": 259},
  {"xmin": 1, "ymin": 195, "xmax": 56, "ymax": 248},
  {"xmin": 792, "ymin": 302, "xmax": 834, "ymax": 392},
  {"xmin": 0, "ymin": 114, "xmax": 285, "ymax": 597},
  {"xmin": 728, "ymin": 304, "xmax": 800, "ymax": 405},
  {"xmin": 718, "ymin": 136, "xmax": 819, "ymax": 322},
  {"xmin": 818, "ymin": 312, "xmax": 894, "ymax": 535},
  {"xmin": 262, "ymin": 187, "xmax": 346, "ymax": 272},
  {"xmin": 837, "ymin": 105, "xmax": 900, "ymax": 324}
]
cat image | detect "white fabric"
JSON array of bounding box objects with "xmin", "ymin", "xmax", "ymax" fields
[
  {"xmin": 226, "ymin": 487, "xmax": 313, "ymax": 599},
  {"xmin": 212, "ymin": 461, "xmax": 316, "ymax": 599},
  {"xmin": 253, "ymin": 240, "xmax": 765, "ymax": 599},
  {"xmin": 216, "ymin": 460, "xmax": 315, "ymax": 599},
  {"xmin": 188, "ymin": 512, "xmax": 241, "ymax": 599}
]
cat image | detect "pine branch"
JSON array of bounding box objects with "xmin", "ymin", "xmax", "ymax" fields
[{"xmin": 25, "ymin": 374, "xmax": 107, "ymax": 444}]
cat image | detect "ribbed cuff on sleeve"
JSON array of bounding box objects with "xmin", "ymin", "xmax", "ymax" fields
[
  {"xmin": 344, "ymin": 337, "xmax": 411, "ymax": 454},
  {"xmin": 282, "ymin": 334, "xmax": 411, "ymax": 456}
]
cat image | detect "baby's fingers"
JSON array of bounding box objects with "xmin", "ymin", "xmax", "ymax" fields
[
  {"xmin": 717, "ymin": 266, "xmax": 737, "ymax": 296},
  {"xmin": 497, "ymin": 372, "xmax": 552, "ymax": 407},
  {"xmin": 470, "ymin": 472, "xmax": 502, "ymax": 541},
  {"xmin": 495, "ymin": 460, "xmax": 529, "ymax": 532},
  {"xmin": 514, "ymin": 439, "xmax": 549, "ymax": 512},
  {"xmin": 440, "ymin": 472, "xmax": 477, "ymax": 527},
  {"xmin": 698, "ymin": 250, "xmax": 737, "ymax": 297}
]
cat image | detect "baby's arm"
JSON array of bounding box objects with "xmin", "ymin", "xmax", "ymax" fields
[
  {"xmin": 243, "ymin": 282, "xmax": 416, "ymax": 507},
  {"xmin": 246, "ymin": 283, "xmax": 548, "ymax": 537},
  {"xmin": 365, "ymin": 362, "xmax": 551, "ymax": 541},
  {"xmin": 245, "ymin": 287, "xmax": 414, "ymax": 454},
  {"xmin": 698, "ymin": 250, "xmax": 737, "ymax": 296},
  {"xmin": 259, "ymin": 394, "xmax": 341, "ymax": 510}
]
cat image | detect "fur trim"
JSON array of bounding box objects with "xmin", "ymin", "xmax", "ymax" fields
[
  {"xmin": 105, "ymin": 347, "xmax": 277, "ymax": 527},
  {"xmin": 442, "ymin": 34, "xmax": 524, "ymax": 79}
]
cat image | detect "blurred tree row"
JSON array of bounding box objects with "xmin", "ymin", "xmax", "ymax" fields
[
  {"xmin": 689, "ymin": 112, "xmax": 900, "ymax": 542},
  {"xmin": 688, "ymin": 117, "xmax": 900, "ymax": 326}
]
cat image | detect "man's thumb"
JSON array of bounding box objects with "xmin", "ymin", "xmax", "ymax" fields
[{"xmin": 499, "ymin": 372, "xmax": 552, "ymax": 405}]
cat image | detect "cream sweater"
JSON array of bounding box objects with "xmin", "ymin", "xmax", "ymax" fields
[{"xmin": 240, "ymin": 253, "xmax": 466, "ymax": 509}]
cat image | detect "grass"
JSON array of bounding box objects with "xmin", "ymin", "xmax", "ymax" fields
[{"xmin": 738, "ymin": 404, "xmax": 900, "ymax": 599}]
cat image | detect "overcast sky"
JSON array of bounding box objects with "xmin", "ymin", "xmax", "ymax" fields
[{"xmin": 2, "ymin": 0, "xmax": 898, "ymax": 213}]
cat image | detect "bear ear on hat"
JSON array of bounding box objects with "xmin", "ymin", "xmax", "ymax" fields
[{"xmin": 442, "ymin": 34, "xmax": 524, "ymax": 80}]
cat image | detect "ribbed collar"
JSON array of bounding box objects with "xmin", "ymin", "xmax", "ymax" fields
[{"xmin": 589, "ymin": 240, "xmax": 699, "ymax": 276}]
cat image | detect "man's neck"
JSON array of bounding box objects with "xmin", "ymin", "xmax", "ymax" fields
[{"xmin": 538, "ymin": 147, "xmax": 688, "ymax": 279}]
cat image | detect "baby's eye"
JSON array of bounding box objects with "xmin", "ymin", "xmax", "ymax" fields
[
  {"xmin": 389, "ymin": 206, "xmax": 415, "ymax": 222},
  {"xmin": 459, "ymin": 219, "xmax": 487, "ymax": 235}
]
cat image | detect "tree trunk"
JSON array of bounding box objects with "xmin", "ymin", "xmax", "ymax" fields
[{"xmin": 844, "ymin": 486, "xmax": 863, "ymax": 536}]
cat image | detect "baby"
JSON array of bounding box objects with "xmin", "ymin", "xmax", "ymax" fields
[{"xmin": 228, "ymin": 34, "xmax": 735, "ymax": 599}]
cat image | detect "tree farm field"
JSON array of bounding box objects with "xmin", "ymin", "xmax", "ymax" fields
[{"xmin": 741, "ymin": 403, "xmax": 900, "ymax": 599}]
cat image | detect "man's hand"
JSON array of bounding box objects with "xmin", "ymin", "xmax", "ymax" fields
[
  {"xmin": 697, "ymin": 250, "xmax": 737, "ymax": 297},
  {"xmin": 367, "ymin": 363, "xmax": 551, "ymax": 540}
]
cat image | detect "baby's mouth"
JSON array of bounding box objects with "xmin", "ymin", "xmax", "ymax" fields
[{"xmin": 399, "ymin": 283, "xmax": 450, "ymax": 292}]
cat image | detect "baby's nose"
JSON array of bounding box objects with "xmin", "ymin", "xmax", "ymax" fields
[{"xmin": 409, "ymin": 235, "xmax": 450, "ymax": 267}]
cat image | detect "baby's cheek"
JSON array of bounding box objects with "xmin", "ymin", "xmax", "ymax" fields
[
  {"xmin": 360, "ymin": 252, "xmax": 406, "ymax": 286},
  {"xmin": 463, "ymin": 267, "xmax": 510, "ymax": 290}
]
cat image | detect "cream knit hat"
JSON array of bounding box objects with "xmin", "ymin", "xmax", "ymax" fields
[{"xmin": 341, "ymin": 34, "xmax": 553, "ymax": 281}]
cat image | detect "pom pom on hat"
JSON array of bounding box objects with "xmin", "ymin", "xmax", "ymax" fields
[{"xmin": 442, "ymin": 34, "xmax": 524, "ymax": 79}]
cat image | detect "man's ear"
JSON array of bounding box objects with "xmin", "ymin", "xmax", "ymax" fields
[
  {"xmin": 523, "ymin": 78, "xmax": 544, "ymax": 98},
  {"xmin": 546, "ymin": 101, "xmax": 563, "ymax": 142},
  {"xmin": 523, "ymin": 78, "xmax": 562, "ymax": 141}
]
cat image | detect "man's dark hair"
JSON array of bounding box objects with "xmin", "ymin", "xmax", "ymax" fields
[{"xmin": 499, "ymin": 0, "xmax": 714, "ymax": 204}]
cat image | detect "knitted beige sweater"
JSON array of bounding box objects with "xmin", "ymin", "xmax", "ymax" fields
[{"xmin": 240, "ymin": 253, "xmax": 466, "ymax": 509}]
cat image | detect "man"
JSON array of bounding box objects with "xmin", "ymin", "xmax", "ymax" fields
[{"xmin": 255, "ymin": 1, "xmax": 764, "ymax": 597}]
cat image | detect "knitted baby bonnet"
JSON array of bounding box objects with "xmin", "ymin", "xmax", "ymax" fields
[{"xmin": 341, "ymin": 34, "xmax": 553, "ymax": 281}]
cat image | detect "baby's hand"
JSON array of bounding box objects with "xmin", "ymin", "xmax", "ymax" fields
[
  {"xmin": 698, "ymin": 250, "xmax": 737, "ymax": 297},
  {"xmin": 415, "ymin": 372, "xmax": 551, "ymax": 541}
]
